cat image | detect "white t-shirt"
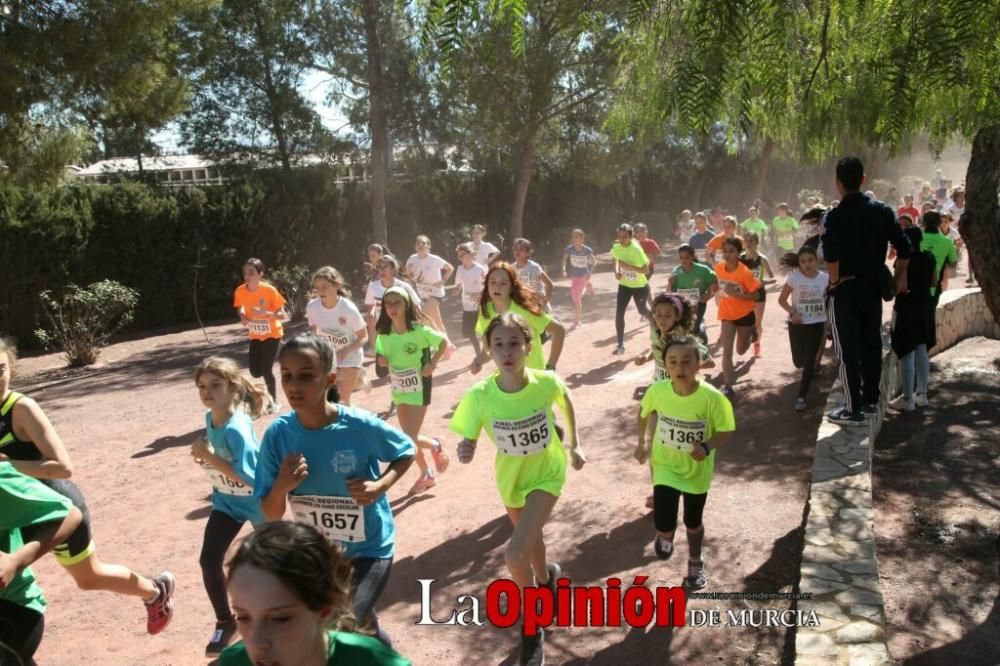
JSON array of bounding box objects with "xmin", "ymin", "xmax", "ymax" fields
[
  {"xmin": 364, "ymin": 279, "xmax": 422, "ymax": 320},
  {"xmin": 406, "ymin": 253, "xmax": 448, "ymax": 299},
  {"xmin": 306, "ymin": 297, "xmax": 367, "ymax": 368},
  {"xmin": 514, "ymin": 260, "xmax": 546, "ymax": 297},
  {"xmin": 471, "ymin": 240, "xmax": 499, "ymax": 266},
  {"xmin": 786, "ymin": 270, "xmax": 829, "ymax": 325},
  {"xmin": 454, "ymin": 262, "xmax": 487, "ymax": 312}
]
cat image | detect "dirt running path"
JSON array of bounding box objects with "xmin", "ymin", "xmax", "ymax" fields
[{"xmin": 26, "ymin": 268, "xmax": 828, "ymax": 665}]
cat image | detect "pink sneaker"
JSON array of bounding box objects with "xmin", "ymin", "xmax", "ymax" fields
[
  {"xmin": 431, "ymin": 438, "xmax": 450, "ymax": 474},
  {"xmin": 145, "ymin": 572, "xmax": 175, "ymax": 635},
  {"xmin": 408, "ymin": 472, "xmax": 436, "ymax": 495}
]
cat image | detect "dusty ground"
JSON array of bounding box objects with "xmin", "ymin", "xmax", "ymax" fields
[
  {"xmin": 21, "ymin": 267, "xmax": 828, "ymax": 665},
  {"xmin": 873, "ymin": 336, "xmax": 1000, "ymax": 665}
]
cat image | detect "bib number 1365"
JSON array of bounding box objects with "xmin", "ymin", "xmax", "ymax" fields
[{"xmin": 493, "ymin": 411, "xmax": 552, "ymax": 456}]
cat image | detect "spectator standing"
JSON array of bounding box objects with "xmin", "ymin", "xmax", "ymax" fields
[{"xmin": 821, "ymin": 157, "xmax": 912, "ymax": 426}]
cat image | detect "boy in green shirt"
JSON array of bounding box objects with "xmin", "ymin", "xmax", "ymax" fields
[{"xmin": 771, "ymin": 203, "xmax": 800, "ymax": 251}]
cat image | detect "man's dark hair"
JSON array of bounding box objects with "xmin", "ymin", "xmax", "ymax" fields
[
  {"xmin": 836, "ymin": 157, "xmax": 864, "ymax": 192},
  {"xmin": 922, "ymin": 210, "xmax": 942, "ymax": 231},
  {"xmin": 799, "ymin": 207, "xmax": 826, "ymax": 223}
]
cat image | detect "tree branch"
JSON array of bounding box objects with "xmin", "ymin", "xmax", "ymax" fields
[
  {"xmin": 539, "ymin": 86, "xmax": 606, "ymax": 123},
  {"xmin": 803, "ymin": 1, "xmax": 830, "ymax": 100}
]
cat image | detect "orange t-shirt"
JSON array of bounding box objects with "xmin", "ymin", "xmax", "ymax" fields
[
  {"xmin": 706, "ymin": 232, "xmax": 743, "ymax": 255},
  {"xmin": 233, "ymin": 283, "xmax": 286, "ymax": 340},
  {"xmin": 714, "ymin": 262, "xmax": 760, "ymax": 321}
]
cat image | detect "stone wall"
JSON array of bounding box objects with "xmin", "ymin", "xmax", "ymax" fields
[{"xmin": 795, "ymin": 288, "xmax": 996, "ymax": 665}]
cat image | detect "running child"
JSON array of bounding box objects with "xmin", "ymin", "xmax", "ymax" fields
[
  {"xmin": 688, "ymin": 213, "xmax": 716, "ymax": 264},
  {"xmin": 364, "ymin": 255, "xmax": 422, "ymax": 357},
  {"xmin": 634, "ymin": 222, "xmax": 661, "ymax": 277},
  {"xmin": 668, "ymin": 244, "xmax": 719, "ymax": 342},
  {"xmin": 611, "ymin": 223, "xmax": 651, "ymax": 355},
  {"xmin": 364, "ymin": 244, "xmax": 390, "ymax": 284},
  {"xmin": 714, "ymin": 237, "xmax": 762, "ymax": 397},
  {"xmin": 635, "ymin": 335, "xmax": 735, "ymax": 590},
  {"xmin": 470, "ymin": 224, "xmax": 501, "ymax": 267},
  {"xmin": 306, "ymin": 267, "xmax": 369, "ymax": 406},
  {"xmin": 771, "ymin": 203, "xmax": 799, "ymax": 252},
  {"xmin": 777, "ymin": 247, "xmax": 830, "ymax": 410},
  {"xmin": 450, "ymin": 312, "xmax": 586, "ymax": 666},
  {"xmin": 740, "ymin": 207, "xmax": 769, "ymax": 252},
  {"xmin": 471, "ymin": 263, "xmax": 566, "ymax": 374},
  {"xmin": 512, "ymin": 238, "xmax": 554, "ymax": 307},
  {"xmin": 256, "ymin": 333, "xmax": 416, "ymax": 647},
  {"xmin": 451, "ymin": 243, "xmax": 487, "ymax": 359},
  {"xmin": 561, "ymin": 228, "xmax": 596, "ymax": 329},
  {"xmin": 191, "ymin": 356, "xmax": 269, "ymax": 656},
  {"xmin": 0, "ymin": 338, "xmax": 175, "ymax": 635},
  {"xmin": 405, "ymin": 236, "xmax": 455, "ymax": 342},
  {"xmin": 739, "ymin": 232, "xmax": 775, "ymax": 357},
  {"xmin": 219, "ymin": 521, "xmax": 410, "ymax": 665},
  {"xmin": 375, "ymin": 287, "xmax": 451, "ymax": 495},
  {"xmin": 635, "ymin": 293, "xmax": 714, "ymax": 383},
  {"xmin": 233, "ymin": 258, "xmax": 287, "ymax": 413},
  {"xmin": 706, "ymin": 216, "xmax": 742, "ymax": 263}
]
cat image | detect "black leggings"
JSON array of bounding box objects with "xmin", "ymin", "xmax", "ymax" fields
[
  {"xmin": 0, "ymin": 600, "xmax": 43, "ymax": 666},
  {"xmin": 200, "ymin": 510, "xmax": 247, "ymax": 622},
  {"xmin": 352, "ymin": 557, "xmax": 393, "ymax": 646},
  {"xmin": 789, "ymin": 322, "xmax": 825, "ymax": 399},
  {"xmin": 248, "ymin": 338, "xmax": 280, "ymax": 400},
  {"xmin": 615, "ymin": 284, "xmax": 651, "ymax": 346},
  {"xmin": 653, "ymin": 485, "xmax": 708, "ymax": 533},
  {"xmin": 694, "ymin": 302, "xmax": 708, "ymax": 341}
]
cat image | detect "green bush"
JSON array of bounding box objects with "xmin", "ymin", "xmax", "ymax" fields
[
  {"xmin": 35, "ymin": 280, "xmax": 140, "ymax": 366},
  {"xmin": 269, "ymin": 265, "xmax": 314, "ymax": 322}
]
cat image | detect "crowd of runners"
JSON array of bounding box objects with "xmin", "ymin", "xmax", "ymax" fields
[{"xmin": 0, "ymin": 159, "xmax": 970, "ymax": 666}]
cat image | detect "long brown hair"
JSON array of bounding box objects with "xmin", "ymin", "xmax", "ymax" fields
[
  {"xmin": 479, "ymin": 262, "xmax": 545, "ymax": 317},
  {"xmin": 194, "ymin": 356, "xmax": 268, "ymax": 418}
]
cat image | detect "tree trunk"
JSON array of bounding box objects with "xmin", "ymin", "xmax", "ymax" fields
[
  {"xmin": 509, "ymin": 131, "xmax": 536, "ymax": 241},
  {"xmin": 750, "ymin": 137, "xmax": 774, "ymax": 204},
  {"xmin": 363, "ymin": 0, "xmax": 388, "ymax": 245},
  {"xmin": 960, "ymin": 124, "xmax": 1000, "ymax": 324}
]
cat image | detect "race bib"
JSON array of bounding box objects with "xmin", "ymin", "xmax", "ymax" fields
[
  {"xmin": 799, "ymin": 299, "xmax": 824, "ymax": 317},
  {"xmin": 653, "ymin": 360, "xmax": 668, "ymax": 382},
  {"xmin": 518, "ymin": 269, "xmax": 533, "ymax": 285},
  {"xmin": 696, "ymin": 249, "xmax": 711, "ymax": 264},
  {"xmin": 417, "ymin": 283, "xmax": 436, "ymax": 298},
  {"xmin": 462, "ymin": 290, "xmax": 481, "ymax": 308},
  {"xmin": 320, "ymin": 327, "xmax": 350, "ymax": 349},
  {"xmin": 656, "ymin": 414, "xmax": 706, "ymax": 453},
  {"xmin": 493, "ymin": 411, "xmax": 551, "ymax": 456},
  {"xmin": 203, "ymin": 465, "xmax": 252, "ymax": 496},
  {"xmin": 677, "ymin": 288, "xmax": 701, "ymax": 308},
  {"xmin": 289, "ymin": 495, "xmax": 366, "ymax": 544},
  {"xmin": 390, "ymin": 367, "xmax": 423, "ymax": 395},
  {"xmin": 718, "ymin": 279, "xmax": 743, "ymax": 297},
  {"xmin": 621, "ymin": 269, "xmax": 639, "ymax": 282},
  {"xmin": 248, "ymin": 319, "xmax": 271, "ymax": 335},
  {"xmin": 569, "ymin": 254, "xmax": 589, "ymax": 268}
]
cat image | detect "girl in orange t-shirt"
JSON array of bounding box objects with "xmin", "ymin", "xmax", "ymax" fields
[
  {"xmin": 713, "ymin": 238, "xmax": 761, "ymax": 397},
  {"xmin": 232, "ymin": 258, "xmax": 287, "ymax": 412}
]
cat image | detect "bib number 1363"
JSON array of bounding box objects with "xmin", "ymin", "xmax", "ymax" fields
[
  {"xmin": 289, "ymin": 495, "xmax": 366, "ymax": 544},
  {"xmin": 493, "ymin": 411, "xmax": 551, "ymax": 455},
  {"xmin": 656, "ymin": 415, "xmax": 706, "ymax": 453}
]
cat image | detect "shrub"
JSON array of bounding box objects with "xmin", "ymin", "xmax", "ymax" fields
[
  {"xmin": 34, "ymin": 280, "xmax": 140, "ymax": 366},
  {"xmin": 268, "ymin": 265, "xmax": 313, "ymax": 322}
]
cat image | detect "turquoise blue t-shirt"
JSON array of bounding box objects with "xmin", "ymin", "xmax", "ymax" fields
[
  {"xmin": 255, "ymin": 406, "xmax": 415, "ymax": 559},
  {"xmin": 205, "ymin": 410, "xmax": 264, "ymax": 525}
]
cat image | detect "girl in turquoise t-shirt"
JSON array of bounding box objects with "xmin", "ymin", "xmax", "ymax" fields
[
  {"xmin": 635, "ymin": 335, "xmax": 735, "ymax": 591},
  {"xmin": 191, "ymin": 356, "xmax": 269, "ymax": 656},
  {"xmin": 450, "ymin": 312, "xmax": 586, "ymax": 666},
  {"xmin": 220, "ymin": 521, "xmax": 410, "ymax": 666},
  {"xmin": 374, "ymin": 286, "xmax": 449, "ymax": 496},
  {"xmin": 610, "ymin": 223, "xmax": 651, "ymax": 355}
]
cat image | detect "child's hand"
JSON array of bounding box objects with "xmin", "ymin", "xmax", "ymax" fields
[
  {"xmin": 376, "ymin": 355, "xmax": 388, "ymax": 368},
  {"xmin": 469, "ymin": 358, "xmax": 482, "ymax": 375},
  {"xmin": 422, "ymin": 361, "xmax": 436, "ymax": 378},
  {"xmin": 634, "ymin": 353, "xmax": 649, "ymax": 366},
  {"xmin": 457, "ymin": 438, "xmax": 476, "ymax": 463},
  {"xmin": 191, "ymin": 439, "xmax": 214, "ymax": 462},
  {"xmin": 789, "ymin": 311, "xmax": 803, "ymax": 324},
  {"xmin": 275, "ymin": 453, "xmax": 308, "ymax": 493},
  {"xmin": 634, "ymin": 442, "xmax": 648, "ymax": 465},
  {"xmin": 570, "ymin": 447, "xmax": 586, "ymax": 470},
  {"xmin": 689, "ymin": 444, "xmax": 707, "ymax": 462},
  {"xmin": 615, "ymin": 271, "xmax": 622, "ymax": 281},
  {"xmin": 346, "ymin": 478, "xmax": 383, "ymax": 506}
]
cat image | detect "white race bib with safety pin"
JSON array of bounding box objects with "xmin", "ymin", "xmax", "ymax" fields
[
  {"xmin": 570, "ymin": 254, "xmax": 589, "ymax": 268},
  {"xmin": 417, "ymin": 283, "xmax": 435, "ymax": 298},
  {"xmin": 678, "ymin": 288, "xmax": 701, "ymax": 308},
  {"xmin": 248, "ymin": 319, "xmax": 271, "ymax": 335},
  {"xmin": 288, "ymin": 495, "xmax": 366, "ymax": 544},
  {"xmin": 656, "ymin": 414, "xmax": 707, "ymax": 453},
  {"xmin": 320, "ymin": 327, "xmax": 350, "ymax": 349},
  {"xmin": 799, "ymin": 298, "xmax": 824, "ymax": 317},
  {"xmin": 718, "ymin": 279, "xmax": 743, "ymax": 297},
  {"xmin": 462, "ymin": 290, "xmax": 480, "ymax": 309},
  {"xmin": 203, "ymin": 465, "xmax": 253, "ymax": 496},
  {"xmin": 653, "ymin": 360, "xmax": 668, "ymax": 382},
  {"xmin": 621, "ymin": 269, "xmax": 639, "ymax": 282},
  {"xmin": 390, "ymin": 367, "xmax": 423, "ymax": 394},
  {"xmin": 492, "ymin": 411, "xmax": 551, "ymax": 456}
]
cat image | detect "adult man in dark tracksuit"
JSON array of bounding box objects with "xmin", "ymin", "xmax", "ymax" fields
[{"xmin": 822, "ymin": 157, "xmax": 913, "ymax": 426}]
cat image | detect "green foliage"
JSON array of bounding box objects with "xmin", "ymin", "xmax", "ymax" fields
[
  {"xmin": 35, "ymin": 280, "xmax": 140, "ymax": 367},
  {"xmin": 268, "ymin": 265, "xmax": 314, "ymax": 322}
]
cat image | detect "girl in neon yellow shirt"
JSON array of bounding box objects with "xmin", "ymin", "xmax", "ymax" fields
[
  {"xmin": 610, "ymin": 223, "xmax": 651, "ymax": 355},
  {"xmin": 450, "ymin": 313, "xmax": 585, "ymax": 666},
  {"xmin": 635, "ymin": 335, "xmax": 734, "ymax": 590}
]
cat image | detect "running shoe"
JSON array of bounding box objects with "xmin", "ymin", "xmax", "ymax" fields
[
  {"xmin": 860, "ymin": 403, "xmax": 878, "ymax": 416},
  {"xmin": 612, "ymin": 345, "xmax": 625, "ymax": 355},
  {"xmin": 441, "ymin": 343, "xmax": 458, "ymax": 361},
  {"xmin": 205, "ymin": 619, "xmax": 238, "ymax": 657},
  {"xmin": 888, "ymin": 395, "xmax": 915, "ymax": 412},
  {"xmin": 654, "ymin": 535, "xmax": 674, "ymax": 560},
  {"xmin": 359, "ymin": 368, "xmax": 372, "ymax": 394},
  {"xmin": 542, "ymin": 562, "xmax": 562, "ymax": 617},
  {"xmin": 431, "ymin": 438, "xmax": 450, "ymax": 474},
  {"xmin": 519, "ymin": 626, "xmax": 545, "ymax": 666},
  {"xmin": 408, "ymin": 471, "xmax": 436, "ymax": 495},
  {"xmin": 145, "ymin": 572, "xmax": 175, "ymax": 635},
  {"xmin": 826, "ymin": 408, "xmax": 866, "ymax": 427},
  {"xmin": 682, "ymin": 560, "xmax": 707, "ymax": 590},
  {"xmin": 795, "ymin": 397, "xmax": 807, "ymax": 412},
  {"xmin": 914, "ymin": 393, "xmax": 929, "ymax": 407}
]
